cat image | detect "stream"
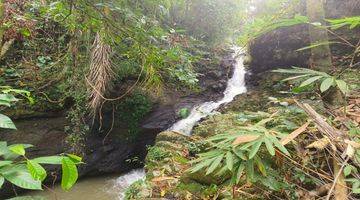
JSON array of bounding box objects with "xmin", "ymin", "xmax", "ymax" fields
[{"xmin": 22, "ymin": 46, "xmax": 246, "ymax": 200}]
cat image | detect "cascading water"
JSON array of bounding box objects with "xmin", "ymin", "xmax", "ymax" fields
[
  {"xmin": 169, "ymin": 46, "xmax": 247, "ymax": 135},
  {"xmin": 115, "ymin": 46, "xmax": 247, "ymax": 199},
  {"xmin": 112, "ymin": 169, "xmax": 146, "ymax": 200},
  {"xmin": 27, "ymin": 47, "xmax": 247, "ymax": 200}
]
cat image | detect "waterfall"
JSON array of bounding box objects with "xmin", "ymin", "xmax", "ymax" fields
[
  {"xmin": 115, "ymin": 46, "xmax": 247, "ymax": 199},
  {"xmin": 169, "ymin": 46, "xmax": 247, "ymax": 135}
]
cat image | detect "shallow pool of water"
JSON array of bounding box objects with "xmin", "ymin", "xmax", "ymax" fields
[{"xmin": 20, "ymin": 169, "xmax": 145, "ymax": 200}]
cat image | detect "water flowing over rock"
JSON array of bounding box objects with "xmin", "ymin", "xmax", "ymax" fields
[
  {"xmin": 115, "ymin": 46, "xmax": 247, "ymax": 198},
  {"xmin": 169, "ymin": 46, "xmax": 247, "ymax": 135}
]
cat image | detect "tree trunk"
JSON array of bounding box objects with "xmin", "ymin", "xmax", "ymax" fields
[
  {"xmin": 0, "ymin": 0, "xmax": 4, "ymax": 45},
  {"xmin": 306, "ymin": 0, "xmax": 332, "ymax": 72},
  {"xmin": 306, "ymin": 0, "xmax": 344, "ymax": 106}
]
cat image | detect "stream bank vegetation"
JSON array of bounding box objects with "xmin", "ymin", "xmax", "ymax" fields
[
  {"xmin": 0, "ymin": 0, "xmax": 246, "ymax": 197},
  {"xmin": 0, "ymin": 0, "xmax": 359, "ymax": 199},
  {"xmin": 125, "ymin": 1, "xmax": 360, "ymax": 200}
]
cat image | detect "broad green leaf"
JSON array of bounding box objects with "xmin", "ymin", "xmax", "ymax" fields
[
  {"xmin": 27, "ymin": 160, "xmax": 47, "ymax": 181},
  {"xmin": 282, "ymin": 74, "xmax": 311, "ymax": 81},
  {"xmin": 299, "ymin": 76, "xmax": 323, "ymax": 87},
  {"xmin": 352, "ymin": 181, "xmax": 360, "ymax": 193},
  {"xmin": 61, "ymin": 157, "xmax": 78, "ymax": 190},
  {"xmin": 0, "ymin": 94, "xmax": 18, "ymax": 103},
  {"xmin": 66, "ymin": 154, "xmax": 83, "ymax": 164},
  {"xmin": 0, "ymin": 141, "xmax": 8, "ymax": 156},
  {"xmin": 9, "ymin": 144, "xmax": 25, "ymax": 156},
  {"xmin": 239, "ymin": 141, "xmax": 258, "ymax": 151},
  {"xmin": 245, "ymin": 159, "xmax": 255, "ymax": 182},
  {"xmin": 269, "ymin": 136, "xmax": 290, "ymax": 156},
  {"xmin": 233, "ymin": 148, "xmax": 247, "ymax": 160},
  {"xmin": 225, "ymin": 152, "xmax": 234, "ymax": 171},
  {"xmin": 206, "ymin": 154, "xmax": 224, "ymax": 175},
  {"xmin": 249, "ymin": 141, "xmax": 262, "ymax": 159},
  {"xmin": 0, "ymin": 160, "xmax": 12, "ymax": 167},
  {"xmin": 3, "ymin": 171, "xmax": 42, "ymax": 190},
  {"xmin": 32, "ymin": 156, "xmax": 63, "ymax": 165},
  {"xmin": 0, "ymin": 114, "xmax": 16, "ymax": 129},
  {"xmin": 320, "ymin": 78, "xmax": 334, "ymax": 93},
  {"xmin": 264, "ymin": 138, "xmax": 275, "ymax": 156},
  {"xmin": 0, "ymin": 94, "xmax": 18, "ymax": 107},
  {"xmin": 0, "ymin": 100, "xmax": 11, "ymax": 107},
  {"xmin": 235, "ymin": 163, "xmax": 245, "ymax": 184},
  {"xmin": 296, "ymin": 41, "xmax": 339, "ymax": 51},
  {"xmin": 255, "ymin": 156, "xmax": 267, "ymax": 176},
  {"xmin": 0, "ymin": 176, "xmax": 4, "ymax": 188},
  {"xmin": 273, "ymin": 67, "xmax": 328, "ymax": 77},
  {"xmin": 189, "ymin": 157, "xmax": 216, "ymax": 173},
  {"xmin": 4, "ymin": 144, "xmax": 33, "ymax": 160},
  {"xmin": 344, "ymin": 165, "xmax": 352, "ymax": 177},
  {"xmin": 336, "ymin": 80, "xmax": 349, "ymax": 95},
  {"xmin": 216, "ymin": 165, "xmax": 229, "ymax": 176}
]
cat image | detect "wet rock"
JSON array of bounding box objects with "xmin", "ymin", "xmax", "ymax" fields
[{"xmin": 208, "ymin": 70, "xmax": 223, "ymax": 79}]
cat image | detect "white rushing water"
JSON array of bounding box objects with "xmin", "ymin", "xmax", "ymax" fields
[
  {"xmin": 115, "ymin": 46, "xmax": 247, "ymax": 199},
  {"xmin": 113, "ymin": 169, "xmax": 146, "ymax": 199},
  {"xmin": 24, "ymin": 48, "xmax": 246, "ymax": 200},
  {"xmin": 169, "ymin": 46, "xmax": 247, "ymax": 135}
]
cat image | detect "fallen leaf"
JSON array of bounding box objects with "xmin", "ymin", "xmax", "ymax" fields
[
  {"xmin": 233, "ymin": 135, "xmax": 260, "ymax": 146},
  {"xmin": 345, "ymin": 144, "xmax": 355, "ymax": 158},
  {"xmin": 161, "ymin": 190, "xmax": 166, "ymax": 197},
  {"xmin": 281, "ymin": 121, "xmax": 310, "ymax": 145},
  {"xmin": 151, "ymin": 176, "xmax": 177, "ymax": 182},
  {"xmin": 344, "ymin": 140, "xmax": 360, "ymax": 149},
  {"xmin": 306, "ymin": 137, "xmax": 330, "ymax": 150}
]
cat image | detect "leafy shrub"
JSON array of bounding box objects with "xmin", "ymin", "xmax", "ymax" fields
[
  {"xmin": 188, "ymin": 112, "xmax": 295, "ymax": 193},
  {"xmin": 146, "ymin": 146, "xmax": 170, "ymax": 162},
  {"xmin": 0, "ymin": 88, "xmax": 81, "ymax": 191},
  {"xmin": 117, "ymin": 92, "xmax": 152, "ymax": 137},
  {"xmin": 124, "ymin": 179, "xmax": 151, "ymax": 200},
  {"xmin": 273, "ymin": 67, "xmax": 350, "ymax": 95}
]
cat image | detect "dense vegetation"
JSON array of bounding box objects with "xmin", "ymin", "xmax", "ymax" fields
[{"xmin": 0, "ymin": 0, "xmax": 359, "ymax": 199}]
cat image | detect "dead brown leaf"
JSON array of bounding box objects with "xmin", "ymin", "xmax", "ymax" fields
[
  {"xmin": 151, "ymin": 176, "xmax": 177, "ymax": 182},
  {"xmin": 233, "ymin": 135, "xmax": 260, "ymax": 146},
  {"xmin": 306, "ymin": 137, "xmax": 330, "ymax": 150},
  {"xmin": 281, "ymin": 121, "xmax": 310, "ymax": 145}
]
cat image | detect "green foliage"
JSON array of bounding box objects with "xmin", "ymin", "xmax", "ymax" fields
[
  {"xmin": 0, "ymin": 141, "xmax": 81, "ymax": 191},
  {"xmin": 172, "ymin": 0, "xmax": 244, "ymax": 44},
  {"xmin": 61, "ymin": 157, "xmax": 79, "ymax": 190},
  {"xmin": 236, "ymin": 0, "xmax": 303, "ymax": 45},
  {"xmin": 124, "ymin": 179, "xmax": 151, "ymax": 200},
  {"xmin": 0, "ymin": 88, "xmax": 81, "ymax": 191},
  {"xmin": 188, "ymin": 112, "xmax": 293, "ymax": 189},
  {"xmin": 146, "ymin": 146, "xmax": 170, "ymax": 162},
  {"xmin": 178, "ymin": 107, "xmax": 190, "ymax": 119},
  {"xmin": 117, "ymin": 92, "xmax": 152, "ymax": 137},
  {"xmin": 327, "ymin": 16, "xmax": 360, "ymax": 30},
  {"xmin": 273, "ymin": 67, "xmax": 350, "ymax": 95},
  {"xmin": 0, "ymin": 87, "xmax": 36, "ymax": 129},
  {"xmin": 239, "ymin": 14, "xmax": 308, "ymax": 45}
]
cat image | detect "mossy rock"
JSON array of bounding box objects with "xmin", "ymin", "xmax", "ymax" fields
[
  {"xmin": 193, "ymin": 113, "xmax": 245, "ymax": 138},
  {"xmin": 156, "ymin": 131, "xmax": 190, "ymax": 144},
  {"xmin": 156, "ymin": 141, "xmax": 186, "ymax": 152},
  {"xmin": 220, "ymin": 91, "xmax": 269, "ymax": 113},
  {"xmin": 181, "ymin": 168, "xmax": 230, "ymax": 186}
]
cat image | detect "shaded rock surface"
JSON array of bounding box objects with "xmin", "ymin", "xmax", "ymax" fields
[
  {"xmin": 0, "ymin": 50, "xmax": 234, "ymax": 198},
  {"xmin": 247, "ymin": 0, "xmax": 360, "ymax": 87}
]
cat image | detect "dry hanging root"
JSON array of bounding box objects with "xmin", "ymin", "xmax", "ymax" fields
[{"xmin": 87, "ymin": 32, "xmax": 114, "ymax": 116}]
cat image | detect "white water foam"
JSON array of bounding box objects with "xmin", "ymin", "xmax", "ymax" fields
[
  {"xmin": 116, "ymin": 46, "xmax": 247, "ymax": 199},
  {"xmin": 169, "ymin": 46, "xmax": 247, "ymax": 135},
  {"xmin": 112, "ymin": 169, "xmax": 146, "ymax": 199}
]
